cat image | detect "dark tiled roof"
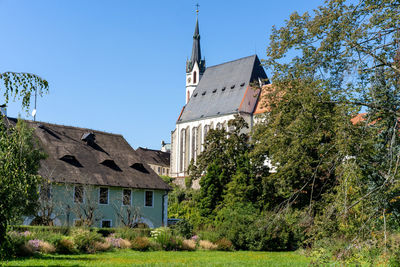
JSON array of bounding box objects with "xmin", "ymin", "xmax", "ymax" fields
[
  {"xmin": 136, "ymin": 147, "xmax": 170, "ymax": 168},
  {"xmin": 178, "ymin": 55, "xmax": 269, "ymax": 123},
  {"xmin": 7, "ymin": 118, "xmax": 171, "ymax": 191}
]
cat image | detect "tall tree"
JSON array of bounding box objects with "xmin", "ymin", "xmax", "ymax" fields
[{"xmin": 0, "ymin": 71, "xmax": 48, "ymax": 256}]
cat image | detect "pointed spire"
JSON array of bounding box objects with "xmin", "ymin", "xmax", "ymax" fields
[
  {"xmin": 186, "ymin": 5, "xmax": 205, "ymax": 74},
  {"xmin": 190, "ymin": 17, "xmax": 201, "ymax": 65}
]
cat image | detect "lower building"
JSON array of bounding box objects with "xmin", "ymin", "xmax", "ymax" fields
[{"xmin": 7, "ymin": 118, "xmax": 171, "ymax": 228}]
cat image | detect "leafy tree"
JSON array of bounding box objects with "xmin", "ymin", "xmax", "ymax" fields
[
  {"xmin": 258, "ymin": 0, "xmax": 400, "ymax": 254},
  {"xmin": 189, "ymin": 115, "xmax": 269, "ymax": 218},
  {"xmin": 0, "ymin": 71, "xmax": 48, "ymax": 257},
  {"xmin": 0, "ymin": 120, "xmax": 46, "ymax": 252}
]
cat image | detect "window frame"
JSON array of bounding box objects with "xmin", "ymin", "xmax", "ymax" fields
[
  {"xmin": 122, "ymin": 188, "xmax": 132, "ymax": 206},
  {"xmin": 39, "ymin": 183, "xmax": 52, "ymax": 201},
  {"xmin": 144, "ymin": 190, "xmax": 154, "ymax": 208},
  {"xmin": 98, "ymin": 187, "xmax": 109, "ymax": 205},
  {"xmin": 74, "ymin": 185, "xmax": 84, "ymax": 204},
  {"xmin": 101, "ymin": 219, "xmax": 112, "ymax": 228}
]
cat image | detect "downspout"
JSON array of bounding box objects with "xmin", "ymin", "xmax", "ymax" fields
[{"xmin": 162, "ymin": 191, "xmax": 168, "ymax": 226}]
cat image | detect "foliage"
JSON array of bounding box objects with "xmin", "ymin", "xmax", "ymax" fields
[
  {"xmin": 260, "ymin": 0, "xmax": 400, "ymax": 262},
  {"xmin": 56, "ymin": 237, "xmax": 78, "ymax": 254},
  {"xmin": 131, "ymin": 236, "xmax": 151, "ymax": 251},
  {"xmin": 198, "ymin": 240, "xmax": 217, "ymax": 250},
  {"xmin": 70, "ymin": 228, "xmax": 104, "ymax": 253},
  {"xmin": 190, "ymin": 115, "xmax": 269, "ymax": 219},
  {"xmin": 170, "ymin": 218, "xmax": 193, "ymax": 239},
  {"xmin": 150, "ymin": 227, "xmax": 182, "ymax": 251},
  {"xmin": 215, "ymin": 238, "xmax": 233, "ymax": 251},
  {"xmin": 0, "ymin": 120, "xmax": 47, "ymax": 258}
]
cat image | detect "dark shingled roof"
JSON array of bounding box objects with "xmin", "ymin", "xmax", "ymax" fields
[
  {"xmin": 136, "ymin": 147, "xmax": 170, "ymax": 168},
  {"xmin": 178, "ymin": 55, "xmax": 268, "ymax": 123},
  {"xmin": 7, "ymin": 118, "xmax": 171, "ymax": 191}
]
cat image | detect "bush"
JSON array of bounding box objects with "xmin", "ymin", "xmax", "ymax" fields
[
  {"xmin": 114, "ymin": 227, "xmax": 150, "ymax": 241},
  {"xmin": 216, "ymin": 238, "xmax": 233, "ymax": 251},
  {"xmin": 57, "ymin": 237, "xmax": 78, "ymax": 254},
  {"xmin": 93, "ymin": 241, "xmax": 111, "ymax": 252},
  {"xmin": 106, "ymin": 234, "xmax": 131, "ymax": 249},
  {"xmin": 197, "ymin": 230, "xmax": 220, "ymax": 243},
  {"xmin": 199, "ymin": 240, "xmax": 217, "ymax": 250},
  {"xmin": 7, "ymin": 231, "xmax": 34, "ymax": 256},
  {"xmin": 171, "ymin": 219, "xmax": 193, "ymax": 239},
  {"xmin": 70, "ymin": 228, "xmax": 104, "ymax": 253},
  {"xmin": 131, "ymin": 236, "xmax": 150, "ymax": 251},
  {"xmin": 182, "ymin": 239, "xmax": 196, "ymax": 251},
  {"xmin": 150, "ymin": 227, "xmax": 183, "ymax": 251}
]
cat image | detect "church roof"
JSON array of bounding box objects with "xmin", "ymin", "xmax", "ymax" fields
[
  {"xmin": 178, "ymin": 55, "xmax": 268, "ymax": 123},
  {"xmin": 6, "ymin": 118, "xmax": 171, "ymax": 191}
]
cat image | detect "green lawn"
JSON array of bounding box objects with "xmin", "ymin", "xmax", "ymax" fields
[{"xmin": 3, "ymin": 250, "xmax": 311, "ymax": 266}]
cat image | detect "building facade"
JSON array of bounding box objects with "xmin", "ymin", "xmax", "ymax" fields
[
  {"xmin": 170, "ymin": 17, "xmax": 269, "ymax": 179},
  {"xmin": 8, "ymin": 118, "xmax": 171, "ymax": 228}
]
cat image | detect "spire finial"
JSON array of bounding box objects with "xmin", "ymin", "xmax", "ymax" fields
[{"xmin": 195, "ymin": 3, "xmax": 200, "ymax": 16}]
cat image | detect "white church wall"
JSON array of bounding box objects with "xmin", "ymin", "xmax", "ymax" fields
[{"xmin": 171, "ymin": 113, "xmax": 237, "ymax": 178}]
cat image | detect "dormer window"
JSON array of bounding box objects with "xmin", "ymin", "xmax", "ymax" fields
[
  {"xmin": 60, "ymin": 155, "xmax": 83, "ymax": 168},
  {"xmin": 100, "ymin": 159, "xmax": 122, "ymax": 172},
  {"xmin": 130, "ymin": 163, "xmax": 149, "ymax": 173}
]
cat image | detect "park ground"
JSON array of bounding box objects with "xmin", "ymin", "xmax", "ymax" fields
[{"xmin": 2, "ymin": 250, "xmax": 311, "ymax": 266}]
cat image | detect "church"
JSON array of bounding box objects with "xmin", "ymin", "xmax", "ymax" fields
[{"xmin": 170, "ymin": 15, "xmax": 269, "ymax": 180}]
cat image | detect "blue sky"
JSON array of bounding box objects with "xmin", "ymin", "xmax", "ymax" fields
[{"xmin": 0, "ymin": 0, "xmax": 324, "ymax": 149}]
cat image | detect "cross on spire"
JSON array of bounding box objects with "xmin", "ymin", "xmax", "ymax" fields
[{"xmin": 195, "ymin": 3, "xmax": 200, "ymax": 15}]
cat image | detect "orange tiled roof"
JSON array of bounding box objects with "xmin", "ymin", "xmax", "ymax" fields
[{"xmin": 254, "ymin": 84, "xmax": 275, "ymax": 115}]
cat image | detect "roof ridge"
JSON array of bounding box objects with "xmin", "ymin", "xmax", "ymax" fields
[
  {"xmin": 12, "ymin": 117, "xmax": 123, "ymax": 138},
  {"xmin": 206, "ymin": 54, "xmax": 257, "ymax": 69},
  {"xmin": 137, "ymin": 147, "xmax": 168, "ymax": 153}
]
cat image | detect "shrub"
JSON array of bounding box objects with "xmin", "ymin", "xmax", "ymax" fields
[
  {"xmin": 25, "ymin": 239, "xmax": 41, "ymax": 254},
  {"xmin": 71, "ymin": 228, "xmax": 103, "ymax": 253},
  {"xmin": 131, "ymin": 236, "xmax": 150, "ymax": 251},
  {"xmin": 114, "ymin": 227, "xmax": 150, "ymax": 241},
  {"xmin": 93, "ymin": 241, "xmax": 111, "ymax": 252},
  {"xmin": 38, "ymin": 241, "xmax": 56, "ymax": 254},
  {"xmin": 106, "ymin": 234, "xmax": 131, "ymax": 249},
  {"xmin": 171, "ymin": 219, "xmax": 193, "ymax": 239},
  {"xmin": 8, "ymin": 231, "xmax": 34, "ymax": 256},
  {"xmin": 199, "ymin": 240, "xmax": 217, "ymax": 250},
  {"xmin": 182, "ymin": 239, "xmax": 196, "ymax": 251},
  {"xmin": 57, "ymin": 237, "xmax": 78, "ymax": 254},
  {"xmin": 216, "ymin": 238, "xmax": 233, "ymax": 251},
  {"xmin": 198, "ymin": 230, "xmax": 220, "ymax": 243}
]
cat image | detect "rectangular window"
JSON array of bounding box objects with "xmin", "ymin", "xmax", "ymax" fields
[
  {"xmin": 40, "ymin": 184, "xmax": 52, "ymax": 200},
  {"xmin": 162, "ymin": 168, "xmax": 165, "ymax": 174},
  {"xmin": 74, "ymin": 185, "xmax": 84, "ymax": 203},
  {"xmin": 99, "ymin": 187, "xmax": 109, "ymax": 205},
  {"xmin": 123, "ymin": 189, "xmax": 131, "ymax": 206},
  {"xmin": 101, "ymin": 220, "xmax": 112, "ymax": 228},
  {"xmin": 145, "ymin": 191, "xmax": 153, "ymax": 207},
  {"xmin": 158, "ymin": 166, "xmax": 161, "ymax": 173},
  {"xmin": 166, "ymin": 169, "xmax": 169, "ymax": 176}
]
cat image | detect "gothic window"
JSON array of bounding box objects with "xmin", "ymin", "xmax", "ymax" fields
[
  {"xmin": 193, "ymin": 71, "xmax": 197, "ymax": 83},
  {"xmin": 191, "ymin": 127, "xmax": 196, "ymax": 161},
  {"xmin": 180, "ymin": 129, "xmax": 186, "ymax": 172}
]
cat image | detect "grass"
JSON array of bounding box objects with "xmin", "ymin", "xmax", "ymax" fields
[{"xmin": 3, "ymin": 250, "xmax": 311, "ymax": 266}]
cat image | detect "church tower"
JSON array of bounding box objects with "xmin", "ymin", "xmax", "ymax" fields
[{"xmin": 185, "ymin": 10, "xmax": 205, "ymax": 104}]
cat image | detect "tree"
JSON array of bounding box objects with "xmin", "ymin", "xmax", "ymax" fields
[
  {"xmin": 257, "ymin": 0, "xmax": 400, "ymax": 251},
  {"xmin": 0, "ymin": 120, "xmax": 46, "ymax": 249},
  {"xmin": 0, "ymin": 70, "xmax": 48, "ymax": 256},
  {"xmin": 189, "ymin": 115, "xmax": 269, "ymax": 218}
]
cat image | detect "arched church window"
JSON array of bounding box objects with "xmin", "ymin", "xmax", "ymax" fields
[
  {"xmin": 193, "ymin": 71, "xmax": 197, "ymax": 83},
  {"xmin": 180, "ymin": 129, "xmax": 186, "ymax": 172},
  {"xmin": 191, "ymin": 127, "xmax": 196, "ymax": 161}
]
